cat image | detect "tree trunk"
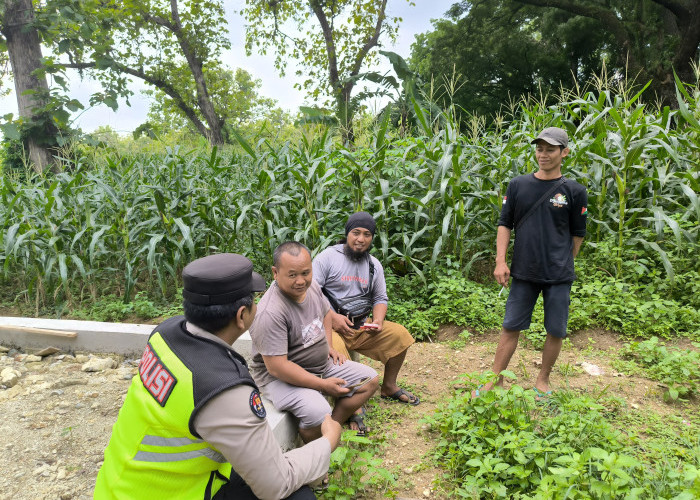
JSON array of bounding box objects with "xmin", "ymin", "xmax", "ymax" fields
[
  {"xmin": 1, "ymin": 0, "xmax": 60, "ymax": 173},
  {"xmin": 167, "ymin": 0, "xmax": 224, "ymax": 145}
]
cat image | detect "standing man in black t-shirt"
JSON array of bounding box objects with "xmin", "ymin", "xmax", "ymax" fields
[{"xmin": 480, "ymin": 127, "xmax": 588, "ymax": 399}]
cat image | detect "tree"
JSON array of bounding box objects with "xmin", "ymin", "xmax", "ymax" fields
[
  {"xmin": 0, "ymin": 0, "xmax": 62, "ymax": 173},
  {"xmin": 516, "ymin": 0, "xmax": 700, "ymax": 104},
  {"xmin": 243, "ymin": 0, "xmax": 410, "ymax": 143},
  {"xmin": 141, "ymin": 65, "xmax": 278, "ymax": 139},
  {"xmin": 57, "ymin": 0, "xmax": 233, "ymax": 145},
  {"xmin": 0, "ymin": 0, "xmax": 239, "ymax": 149},
  {"xmin": 411, "ymin": 1, "xmax": 612, "ymax": 118},
  {"xmin": 432, "ymin": 0, "xmax": 700, "ymax": 108}
]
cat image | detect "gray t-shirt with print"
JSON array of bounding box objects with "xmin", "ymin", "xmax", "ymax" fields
[
  {"xmin": 312, "ymin": 244, "xmax": 388, "ymax": 306},
  {"xmin": 249, "ymin": 280, "xmax": 331, "ymax": 387}
]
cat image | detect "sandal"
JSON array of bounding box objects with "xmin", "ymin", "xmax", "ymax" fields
[
  {"xmin": 381, "ymin": 388, "xmax": 420, "ymax": 406},
  {"xmin": 533, "ymin": 387, "xmax": 552, "ymax": 402},
  {"xmin": 347, "ymin": 407, "xmax": 368, "ymax": 437}
]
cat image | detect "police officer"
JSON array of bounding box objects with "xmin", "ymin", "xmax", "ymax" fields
[{"xmin": 95, "ymin": 253, "xmax": 341, "ymax": 499}]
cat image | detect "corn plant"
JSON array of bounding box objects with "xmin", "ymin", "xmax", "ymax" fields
[{"xmin": 1, "ymin": 74, "xmax": 697, "ymax": 313}]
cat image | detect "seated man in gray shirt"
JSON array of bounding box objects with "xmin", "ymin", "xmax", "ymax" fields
[
  {"xmin": 95, "ymin": 253, "xmax": 341, "ymax": 500},
  {"xmin": 249, "ymin": 241, "xmax": 379, "ymax": 443}
]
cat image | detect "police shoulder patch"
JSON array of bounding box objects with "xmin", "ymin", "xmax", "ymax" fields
[
  {"xmin": 138, "ymin": 342, "xmax": 177, "ymax": 407},
  {"xmin": 249, "ymin": 389, "xmax": 267, "ymax": 419}
]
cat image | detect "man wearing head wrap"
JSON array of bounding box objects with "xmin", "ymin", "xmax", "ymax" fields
[
  {"xmin": 313, "ymin": 212, "xmax": 419, "ymax": 433},
  {"xmin": 95, "ymin": 253, "xmax": 341, "ymax": 500}
]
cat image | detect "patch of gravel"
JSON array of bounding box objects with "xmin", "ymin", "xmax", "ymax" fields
[{"xmin": 0, "ymin": 347, "xmax": 135, "ymax": 500}]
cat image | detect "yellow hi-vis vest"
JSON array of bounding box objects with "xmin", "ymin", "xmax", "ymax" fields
[{"xmin": 94, "ymin": 316, "xmax": 257, "ymax": 499}]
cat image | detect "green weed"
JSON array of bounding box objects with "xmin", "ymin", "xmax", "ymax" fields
[
  {"xmin": 424, "ymin": 371, "xmax": 699, "ymax": 498},
  {"xmin": 321, "ymin": 431, "xmax": 396, "ymax": 500},
  {"xmin": 620, "ymin": 336, "xmax": 700, "ymax": 401}
]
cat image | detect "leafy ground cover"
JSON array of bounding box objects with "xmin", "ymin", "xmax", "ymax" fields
[
  {"xmin": 339, "ymin": 329, "xmax": 699, "ymax": 499},
  {"xmin": 0, "ymin": 314, "xmax": 697, "ymax": 499}
]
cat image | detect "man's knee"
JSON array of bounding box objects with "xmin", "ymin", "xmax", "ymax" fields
[
  {"xmin": 383, "ymin": 320, "xmax": 410, "ymax": 336},
  {"xmin": 502, "ymin": 327, "xmax": 520, "ymax": 338}
]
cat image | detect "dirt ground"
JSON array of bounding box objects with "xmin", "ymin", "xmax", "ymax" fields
[{"xmin": 0, "ymin": 328, "xmax": 696, "ymax": 500}]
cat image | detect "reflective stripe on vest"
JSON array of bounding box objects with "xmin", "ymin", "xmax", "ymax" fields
[
  {"xmin": 134, "ymin": 449, "xmax": 226, "ymax": 463},
  {"xmin": 134, "ymin": 434, "xmax": 226, "ymax": 463},
  {"xmin": 141, "ymin": 435, "xmax": 203, "ymax": 447}
]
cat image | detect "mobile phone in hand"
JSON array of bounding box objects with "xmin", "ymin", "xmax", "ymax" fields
[
  {"xmin": 360, "ymin": 323, "xmax": 379, "ymax": 329},
  {"xmin": 345, "ymin": 377, "xmax": 371, "ymax": 389}
]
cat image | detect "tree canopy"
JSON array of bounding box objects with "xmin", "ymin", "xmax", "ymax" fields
[
  {"xmin": 412, "ymin": 0, "xmax": 700, "ymax": 118},
  {"xmin": 411, "ymin": 0, "xmax": 611, "ymax": 118},
  {"xmin": 1, "ymin": 0, "xmax": 245, "ymax": 157},
  {"xmin": 243, "ymin": 0, "xmax": 411, "ymax": 141},
  {"xmin": 141, "ymin": 66, "xmax": 279, "ymax": 138}
]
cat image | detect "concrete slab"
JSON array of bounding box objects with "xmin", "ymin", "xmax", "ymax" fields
[
  {"xmin": 0, "ymin": 316, "xmax": 294, "ymax": 449},
  {"xmin": 0, "ymin": 316, "xmax": 255, "ymax": 357}
]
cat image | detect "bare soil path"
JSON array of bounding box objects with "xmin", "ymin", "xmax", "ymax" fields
[{"xmin": 0, "ymin": 328, "xmax": 696, "ymax": 500}]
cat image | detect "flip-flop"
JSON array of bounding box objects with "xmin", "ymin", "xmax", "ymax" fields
[
  {"xmin": 347, "ymin": 407, "xmax": 368, "ymax": 437},
  {"xmin": 471, "ymin": 384, "xmax": 484, "ymax": 398},
  {"xmin": 532, "ymin": 387, "xmax": 552, "ymax": 402},
  {"xmin": 381, "ymin": 388, "xmax": 420, "ymax": 406}
]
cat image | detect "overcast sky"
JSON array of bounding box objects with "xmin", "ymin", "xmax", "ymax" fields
[{"xmin": 0, "ymin": 0, "xmax": 456, "ymax": 134}]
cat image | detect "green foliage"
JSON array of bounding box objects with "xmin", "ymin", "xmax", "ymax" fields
[
  {"xmin": 411, "ymin": 0, "xmax": 611, "ymax": 118},
  {"xmin": 412, "ymin": 0, "xmax": 700, "ymax": 115},
  {"xmin": 142, "ymin": 66, "xmax": 280, "ymax": 141},
  {"xmin": 321, "ymin": 431, "xmax": 395, "ymax": 500},
  {"xmin": 386, "ymin": 265, "xmax": 505, "ymax": 340},
  {"xmin": 1, "ymin": 138, "xmax": 26, "ymax": 174},
  {"xmin": 1, "ymin": 0, "xmax": 238, "ymax": 146},
  {"xmin": 619, "ymin": 337, "xmax": 700, "ymax": 401},
  {"xmin": 72, "ymin": 292, "xmax": 180, "ymax": 322},
  {"xmin": 243, "ymin": 0, "xmax": 410, "ymax": 139},
  {"xmin": 0, "ymin": 79, "xmax": 697, "ymax": 331},
  {"xmin": 385, "ymin": 252, "xmax": 700, "ymax": 342},
  {"xmin": 424, "ymin": 373, "xmax": 700, "ymax": 498}
]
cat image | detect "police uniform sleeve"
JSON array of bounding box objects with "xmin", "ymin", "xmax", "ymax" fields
[{"xmin": 193, "ymin": 385, "xmax": 331, "ymax": 500}]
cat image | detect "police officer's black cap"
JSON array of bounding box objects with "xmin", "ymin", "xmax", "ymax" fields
[{"xmin": 182, "ymin": 253, "xmax": 266, "ymax": 305}]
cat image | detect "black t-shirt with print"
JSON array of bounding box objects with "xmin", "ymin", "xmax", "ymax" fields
[{"xmin": 498, "ymin": 173, "xmax": 588, "ymax": 284}]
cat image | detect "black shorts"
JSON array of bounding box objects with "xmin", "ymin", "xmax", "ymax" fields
[{"xmin": 502, "ymin": 278, "xmax": 572, "ymax": 338}]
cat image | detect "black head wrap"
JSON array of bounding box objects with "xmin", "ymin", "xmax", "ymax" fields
[{"xmin": 345, "ymin": 211, "xmax": 376, "ymax": 236}]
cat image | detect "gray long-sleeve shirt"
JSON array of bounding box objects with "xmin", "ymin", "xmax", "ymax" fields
[{"xmin": 312, "ymin": 244, "xmax": 388, "ymax": 306}]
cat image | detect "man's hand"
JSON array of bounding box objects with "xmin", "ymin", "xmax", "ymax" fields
[
  {"xmin": 322, "ymin": 377, "xmax": 351, "ymax": 398},
  {"xmin": 328, "ymin": 347, "xmax": 347, "ymax": 365},
  {"xmin": 331, "ymin": 311, "xmax": 356, "ymax": 336},
  {"xmin": 494, "ymin": 261, "xmax": 511, "ymax": 287},
  {"xmin": 361, "ymin": 319, "xmax": 382, "ymax": 333},
  {"xmin": 320, "ymin": 414, "xmax": 342, "ymax": 451}
]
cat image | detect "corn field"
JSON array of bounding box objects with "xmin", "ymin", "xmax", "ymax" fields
[{"xmin": 1, "ymin": 79, "xmax": 698, "ymax": 313}]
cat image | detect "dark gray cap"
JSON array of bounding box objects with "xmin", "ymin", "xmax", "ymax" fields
[
  {"xmin": 345, "ymin": 211, "xmax": 376, "ymax": 235},
  {"xmin": 182, "ymin": 253, "xmax": 266, "ymax": 305},
  {"xmin": 532, "ymin": 127, "xmax": 568, "ymax": 147}
]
